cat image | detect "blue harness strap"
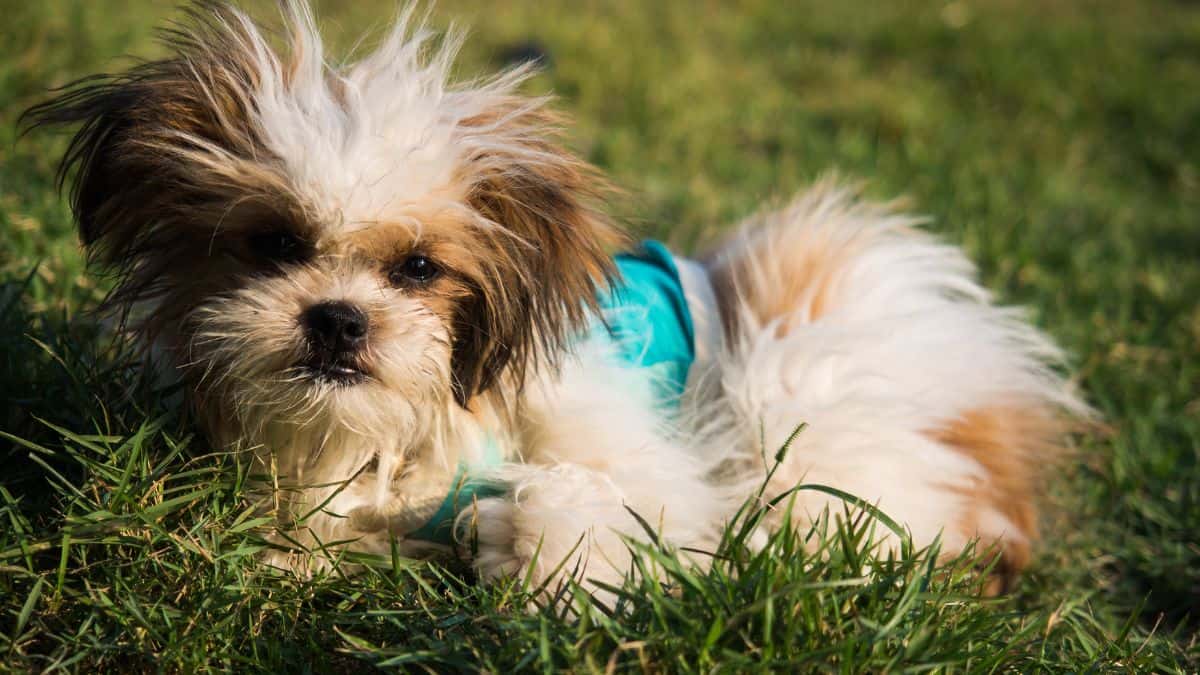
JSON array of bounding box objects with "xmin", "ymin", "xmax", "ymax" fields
[
  {"xmin": 406, "ymin": 241, "xmax": 695, "ymax": 545},
  {"xmin": 405, "ymin": 438, "xmax": 507, "ymax": 545}
]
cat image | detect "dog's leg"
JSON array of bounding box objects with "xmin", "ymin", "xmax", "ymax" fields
[
  {"xmin": 255, "ymin": 437, "xmax": 390, "ymax": 576},
  {"xmin": 465, "ymin": 348, "xmax": 728, "ymax": 600}
]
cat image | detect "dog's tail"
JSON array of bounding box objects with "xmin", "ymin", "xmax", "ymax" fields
[{"xmin": 696, "ymin": 179, "xmax": 1091, "ymax": 590}]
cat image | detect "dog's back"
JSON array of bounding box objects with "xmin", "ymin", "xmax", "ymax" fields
[{"xmin": 700, "ymin": 181, "xmax": 1089, "ymax": 589}]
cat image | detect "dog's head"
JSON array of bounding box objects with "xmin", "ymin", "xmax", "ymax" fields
[{"xmin": 25, "ymin": 2, "xmax": 624, "ymax": 443}]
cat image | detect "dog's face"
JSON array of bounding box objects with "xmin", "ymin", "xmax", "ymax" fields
[{"xmin": 26, "ymin": 4, "xmax": 623, "ymax": 445}]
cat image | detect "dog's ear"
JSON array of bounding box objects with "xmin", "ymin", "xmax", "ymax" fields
[
  {"xmin": 451, "ymin": 105, "xmax": 628, "ymax": 405},
  {"xmin": 21, "ymin": 85, "xmax": 137, "ymax": 250},
  {"xmin": 19, "ymin": 6, "xmax": 277, "ymax": 312}
]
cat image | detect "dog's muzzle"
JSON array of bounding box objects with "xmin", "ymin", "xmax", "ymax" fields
[{"xmin": 299, "ymin": 300, "xmax": 370, "ymax": 385}]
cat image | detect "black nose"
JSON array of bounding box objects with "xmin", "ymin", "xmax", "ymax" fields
[{"xmin": 302, "ymin": 301, "xmax": 368, "ymax": 352}]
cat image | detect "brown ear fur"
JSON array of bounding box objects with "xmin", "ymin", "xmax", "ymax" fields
[
  {"xmin": 19, "ymin": 5, "xmax": 287, "ymax": 329},
  {"xmin": 452, "ymin": 106, "xmax": 628, "ymax": 405}
]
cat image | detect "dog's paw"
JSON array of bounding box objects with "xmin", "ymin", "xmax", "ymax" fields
[
  {"xmin": 258, "ymin": 545, "xmax": 331, "ymax": 579},
  {"xmin": 459, "ymin": 466, "xmax": 639, "ymax": 601},
  {"xmin": 462, "ymin": 497, "xmax": 528, "ymax": 581}
]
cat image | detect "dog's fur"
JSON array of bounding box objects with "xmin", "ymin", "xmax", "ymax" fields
[{"xmin": 24, "ymin": 2, "xmax": 1088, "ymax": 595}]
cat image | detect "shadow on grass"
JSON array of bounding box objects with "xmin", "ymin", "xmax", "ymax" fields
[{"xmin": 0, "ymin": 268, "xmax": 178, "ymax": 509}]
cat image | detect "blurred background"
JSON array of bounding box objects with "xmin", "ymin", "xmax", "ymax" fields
[{"xmin": 0, "ymin": 0, "xmax": 1196, "ymax": 666}]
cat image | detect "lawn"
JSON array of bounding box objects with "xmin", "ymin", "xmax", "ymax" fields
[{"xmin": 1, "ymin": 0, "xmax": 1197, "ymax": 671}]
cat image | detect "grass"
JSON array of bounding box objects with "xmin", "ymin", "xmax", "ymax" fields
[{"xmin": 1, "ymin": 0, "xmax": 1197, "ymax": 671}]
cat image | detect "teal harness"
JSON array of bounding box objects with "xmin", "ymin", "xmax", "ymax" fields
[{"xmin": 407, "ymin": 241, "xmax": 696, "ymax": 545}]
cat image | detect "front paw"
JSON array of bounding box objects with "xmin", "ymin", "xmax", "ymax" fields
[
  {"xmin": 460, "ymin": 497, "xmax": 528, "ymax": 581},
  {"xmin": 459, "ymin": 467, "xmax": 636, "ymax": 597}
]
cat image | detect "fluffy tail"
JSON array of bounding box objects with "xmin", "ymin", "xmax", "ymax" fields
[{"xmin": 701, "ymin": 181, "xmax": 1089, "ymax": 588}]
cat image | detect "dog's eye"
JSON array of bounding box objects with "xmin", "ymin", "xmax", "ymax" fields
[
  {"xmin": 248, "ymin": 230, "xmax": 308, "ymax": 264},
  {"xmin": 389, "ymin": 255, "xmax": 440, "ymax": 285}
]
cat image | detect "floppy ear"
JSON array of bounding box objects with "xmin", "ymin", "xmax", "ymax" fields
[
  {"xmin": 19, "ymin": 5, "xmax": 280, "ymax": 316},
  {"xmin": 450, "ymin": 105, "xmax": 629, "ymax": 405},
  {"xmin": 22, "ymin": 86, "xmax": 138, "ymax": 250}
]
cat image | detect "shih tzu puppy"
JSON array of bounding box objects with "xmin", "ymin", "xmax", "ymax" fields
[{"xmin": 25, "ymin": 1, "xmax": 1087, "ymax": 595}]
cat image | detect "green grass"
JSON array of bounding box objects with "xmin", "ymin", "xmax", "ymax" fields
[{"xmin": 2, "ymin": 0, "xmax": 1197, "ymax": 671}]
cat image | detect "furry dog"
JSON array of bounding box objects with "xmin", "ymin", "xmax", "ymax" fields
[{"xmin": 25, "ymin": 2, "xmax": 1087, "ymax": 596}]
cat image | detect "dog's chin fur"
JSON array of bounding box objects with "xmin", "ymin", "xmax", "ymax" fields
[{"xmin": 26, "ymin": 1, "xmax": 1089, "ymax": 596}]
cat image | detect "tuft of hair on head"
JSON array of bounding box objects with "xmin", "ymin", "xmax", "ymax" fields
[{"xmin": 21, "ymin": 1, "xmax": 629, "ymax": 403}]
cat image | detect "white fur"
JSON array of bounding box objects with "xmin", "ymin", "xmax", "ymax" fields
[
  {"xmin": 463, "ymin": 338, "xmax": 729, "ymax": 595},
  {"xmin": 704, "ymin": 185, "xmax": 1088, "ymax": 552},
  {"xmin": 209, "ymin": 3, "xmax": 548, "ymax": 232},
  {"xmin": 452, "ymin": 186, "xmax": 1087, "ymax": 594}
]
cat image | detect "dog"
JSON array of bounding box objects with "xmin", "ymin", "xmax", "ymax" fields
[{"xmin": 24, "ymin": 1, "xmax": 1088, "ymax": 596}]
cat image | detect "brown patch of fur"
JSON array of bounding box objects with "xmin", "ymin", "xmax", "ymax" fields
[
  {"xmin": 20, "ymin": 3, "xmax": 301, "ymax": 348},
  {"xmin": 705, "ymin": 225, "xmax": 865, "ymax": 342},
  {"xmin": 341, "ymin": 209, "xmax": 498, "ymax": 284},
  {"xmin": 929, "ymin": 403, "xmax": 1073, "ymax": 592},
  {"xmin": 453, "ymin": 104, "xmax": 630, "ymax": 404}
]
